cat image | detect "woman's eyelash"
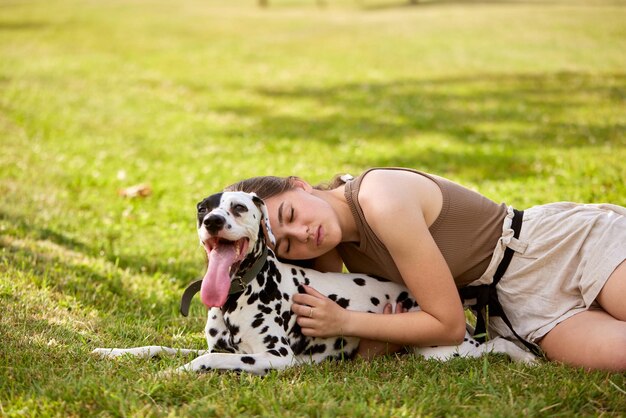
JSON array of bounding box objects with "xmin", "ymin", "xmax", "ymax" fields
[{"xmin": 290, "ymin": 207, "xmax": 294, "ymax": 222}]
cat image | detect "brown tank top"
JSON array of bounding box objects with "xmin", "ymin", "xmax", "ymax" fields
[{"xmin": 337, "ymin": 168, "xmax": 508, "ymax": 287}]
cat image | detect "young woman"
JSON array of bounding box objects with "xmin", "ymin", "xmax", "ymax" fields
[{"xmin": 225, "ymin": 168, "xmax": 626, "ymax": 371}]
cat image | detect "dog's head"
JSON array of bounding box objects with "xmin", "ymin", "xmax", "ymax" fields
[{"xmin": 196, "ymin": 191, "xmax": 276, "ymax": 308}]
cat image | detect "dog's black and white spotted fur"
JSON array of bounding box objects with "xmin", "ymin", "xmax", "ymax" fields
[{"xmin": 93, "ymin": 192, "xmax": 535, "ymax": 374}]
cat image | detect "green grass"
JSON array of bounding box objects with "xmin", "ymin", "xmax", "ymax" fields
[{"xmin": 1, "ymin": 0, "xmax": 625, "ymax": 416}]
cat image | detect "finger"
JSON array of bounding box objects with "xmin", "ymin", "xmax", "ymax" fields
[
  {"xmin": 395, "ymin": 303, "xmax": 405, "ymax": 314},
  {"xmin": 296, "ymin": 316, "xmax": 316, "ymax": 328},
  {"xmin": 299, "ymin": 327, "xmax": 318, "ymax": 337},
  {"xmin": 303, "ymin": 285, "xmax": 326, "ymax": 299},
  {"xmin": 383, "ymin": 303, "xmax": 392, "ymax": 314},
  {"xmin": 292, "ymin": 302, "xmax": 318, "ymax": 318},
  {"xmin": 292, "ymin": 293, "xmax": 321, "ymax": 306}
]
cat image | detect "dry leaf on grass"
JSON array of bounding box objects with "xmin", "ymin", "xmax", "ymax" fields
[{"xmin": 118, "ymin": 183, "xmax": 152, "ymax": 198}]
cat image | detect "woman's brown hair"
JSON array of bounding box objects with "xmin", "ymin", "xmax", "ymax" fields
[{"xmin": 224, "ymin": 174, "xmax": 351, "ymax": 199}]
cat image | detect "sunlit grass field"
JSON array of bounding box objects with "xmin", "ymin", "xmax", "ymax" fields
[{"xmin": 1, "ymin": 0, "xmax": 625, "ymax": 416}]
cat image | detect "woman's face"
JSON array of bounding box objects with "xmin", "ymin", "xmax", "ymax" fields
[{"xmin": 264, "ymin": 185, "xmax": 342, "ymax": 260}]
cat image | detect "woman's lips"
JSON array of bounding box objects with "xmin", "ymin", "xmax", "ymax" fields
[{"xmin": 316, "ymin": 225, "xmax": 323, "ymax": 246}]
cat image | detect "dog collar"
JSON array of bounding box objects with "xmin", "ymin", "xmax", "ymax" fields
[
  {"xmin": 179, "ymin": 245, "xmax": 269, "ymax": 317},
  {"xmin": 228, "ymin": 244, "xmax": 268, "ymax": 295}
]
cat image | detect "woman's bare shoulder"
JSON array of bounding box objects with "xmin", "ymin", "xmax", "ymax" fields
[{"xmin": 357, "ymin": 169, "xmax": 443, "ymax": 225}]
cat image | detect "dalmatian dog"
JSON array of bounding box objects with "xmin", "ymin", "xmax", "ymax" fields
[{"xmin": 93, "ymin": 192, "xmax": 536, "ymax": 375}]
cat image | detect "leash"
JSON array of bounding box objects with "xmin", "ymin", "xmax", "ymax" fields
[
  {"xmin": 179, "ymin": 245, "xmax": 269, "ymax": 317},
  {"xmin": 459, "ymin": 209, "xmax": 543, "ymax": 358}
]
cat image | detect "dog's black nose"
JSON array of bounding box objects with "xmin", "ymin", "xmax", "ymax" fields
[{"xmin": 204, "ymin": 214, "xmax": 226, "ymax": 234}]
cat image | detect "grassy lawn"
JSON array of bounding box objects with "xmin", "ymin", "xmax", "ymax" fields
[{"xmin": 1, "ymin": 0, "xmax": 625, "ymax": 415}]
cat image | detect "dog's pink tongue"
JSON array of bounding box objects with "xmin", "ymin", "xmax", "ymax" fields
[{"xmin": 201, "ymin": 245, "xmax": 236, "ymax": 307}]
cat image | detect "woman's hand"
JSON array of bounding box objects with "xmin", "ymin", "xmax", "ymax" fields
[
  {"xmin": 357, "ymin": 302, "xmax": 406, "ymax": 360},
  {"xmin": 291, "ymin": 285, "xmax": 349, "ymax": 338}
]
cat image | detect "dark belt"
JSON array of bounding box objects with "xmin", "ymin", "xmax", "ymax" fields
[{"xmin": 459, "ymin": 209, "xmax": 543, "ymax": 357}]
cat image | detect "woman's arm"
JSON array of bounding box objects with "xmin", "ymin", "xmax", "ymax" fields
[{"xmin": 293, "ymin": 170, "xmax": 466, "ymax": 347}]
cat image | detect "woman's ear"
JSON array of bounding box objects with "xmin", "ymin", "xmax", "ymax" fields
[{"xmin": 290, "ymin": 177, "xmax": 313, "ymax": 192}]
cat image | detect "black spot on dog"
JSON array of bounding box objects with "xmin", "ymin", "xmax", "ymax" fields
[
  {"xmin": 304, "ymin": 344, "xmax": 327, "ymax": 356},
  {"xmin": 396, "ymin": 291, "xmax": 409, "ymax": 303},
  {"xmin": 291, "ymin": 338, "xmax": 307, "ymax": 355},
  {"xmin": 223, "ymin": 293, "xmax": 240, "ymax": 314},
  {"xmin": 370, "ymin": 297, "xmax": 380, "ymax": 306},
  {"xmin": 281, "ymin": 311, "xmax": 292, "ymax": 331},
  {"xmin": 353, "ymin": 278, "xmax": 366, "ymax": 286},
  {"xmin": 263, "ymin": 335, "xmax": 279, "ymax": 349},
  {"xmin": 259, "ymin": 270, "xmax": 282, "ymax": 305},
  {"xmin": 328, "ymin": 294, "xmax": 338, "ymax": 302},
  {"xmin": 401, "ymin": 299, "xmax": 415, "ymax": 310},
  {"xmin": 334, "ymin": 338, "xmax": 348, "ymax": 350},
  {"xmin": 241, "ymin": 356, "xmax": 256, "ymax": 365},
  {"xmin": 247, "ymin": 293, "xmax": 259, "ymax": 305},
  {"xmin": 214, "ymin": 338, "xmax": 235, "ymax": 353},
  {"xmin": 268, "ymin": 349, "xmax": 280, "ymax": 357},
  {"xmin": 336, "ymin": 298, "xmax": 350, "ymax": 309},
  {"xmin": 251, "ymin": 318, "xmax": 264, "ymax": 328},
  {"xmin": 291, "ymin": 268, "xmax": 297, "ymax": 276},
  {"xmin": 259, "ymin": 304, "xmax": 273, "ymax": 315},
  {"xmin": 278, "ymin": 347, "xmax": 289, "ymax": 356},
  {"xmin": 209, "ymin": 328, "xmax": 219, "ymax": 337},
  {"xmin": 261, "ymin": 326, "xmax": 269, "ymax": 334},
  {"xmin": 225, "ymin": 321, "xmax": 239, "ymax": 337}
]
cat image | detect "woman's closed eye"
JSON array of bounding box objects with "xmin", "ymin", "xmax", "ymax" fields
[
  {"xmin": 276, "ymin": 203, "xmax": 295, "ymax": 255},
  {"xmin": 282, "ymin": 209, "xmax": 295, "ymax": 255}
]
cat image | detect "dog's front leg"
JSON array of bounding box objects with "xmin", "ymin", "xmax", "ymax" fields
[
  {"xmin": 173, "ymin": 350, "xmax": 297, "ymax": 376},
  {"xmin": 92, "ymin": 346, "xmax": 208, "ymax": 359}
]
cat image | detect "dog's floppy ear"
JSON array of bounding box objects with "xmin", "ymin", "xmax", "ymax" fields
[{"xmin": 250, "ymin": 193, "xmax": 276, "ymax": 247}]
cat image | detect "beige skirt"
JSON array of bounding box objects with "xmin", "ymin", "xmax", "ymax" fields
[{"xmin": 467, "ymin": 202, "xmax": 626, "ymax": 344}]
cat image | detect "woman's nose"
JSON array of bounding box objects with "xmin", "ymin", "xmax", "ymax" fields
[{"xmin": 285, "ymin": 224, "xmax": 310, "ymax": 242}]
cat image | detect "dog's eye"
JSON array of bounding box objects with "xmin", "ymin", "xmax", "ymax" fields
[
  {"xmin": 198, "ymin": 206, "xmax": 207, "ymax": 214},
  {"xmin": 232, "ymin": 204, "xmax": 248, "ymax": 215}
]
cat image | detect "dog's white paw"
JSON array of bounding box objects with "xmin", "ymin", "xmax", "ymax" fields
[{"xmin": 517, "ymin": 351, "xmax": 540, "ymax": 365}]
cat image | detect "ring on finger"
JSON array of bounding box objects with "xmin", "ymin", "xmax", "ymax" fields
[{"xmin": 309, "ymin": 307, "xmax": 314, "ymax": 318}]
